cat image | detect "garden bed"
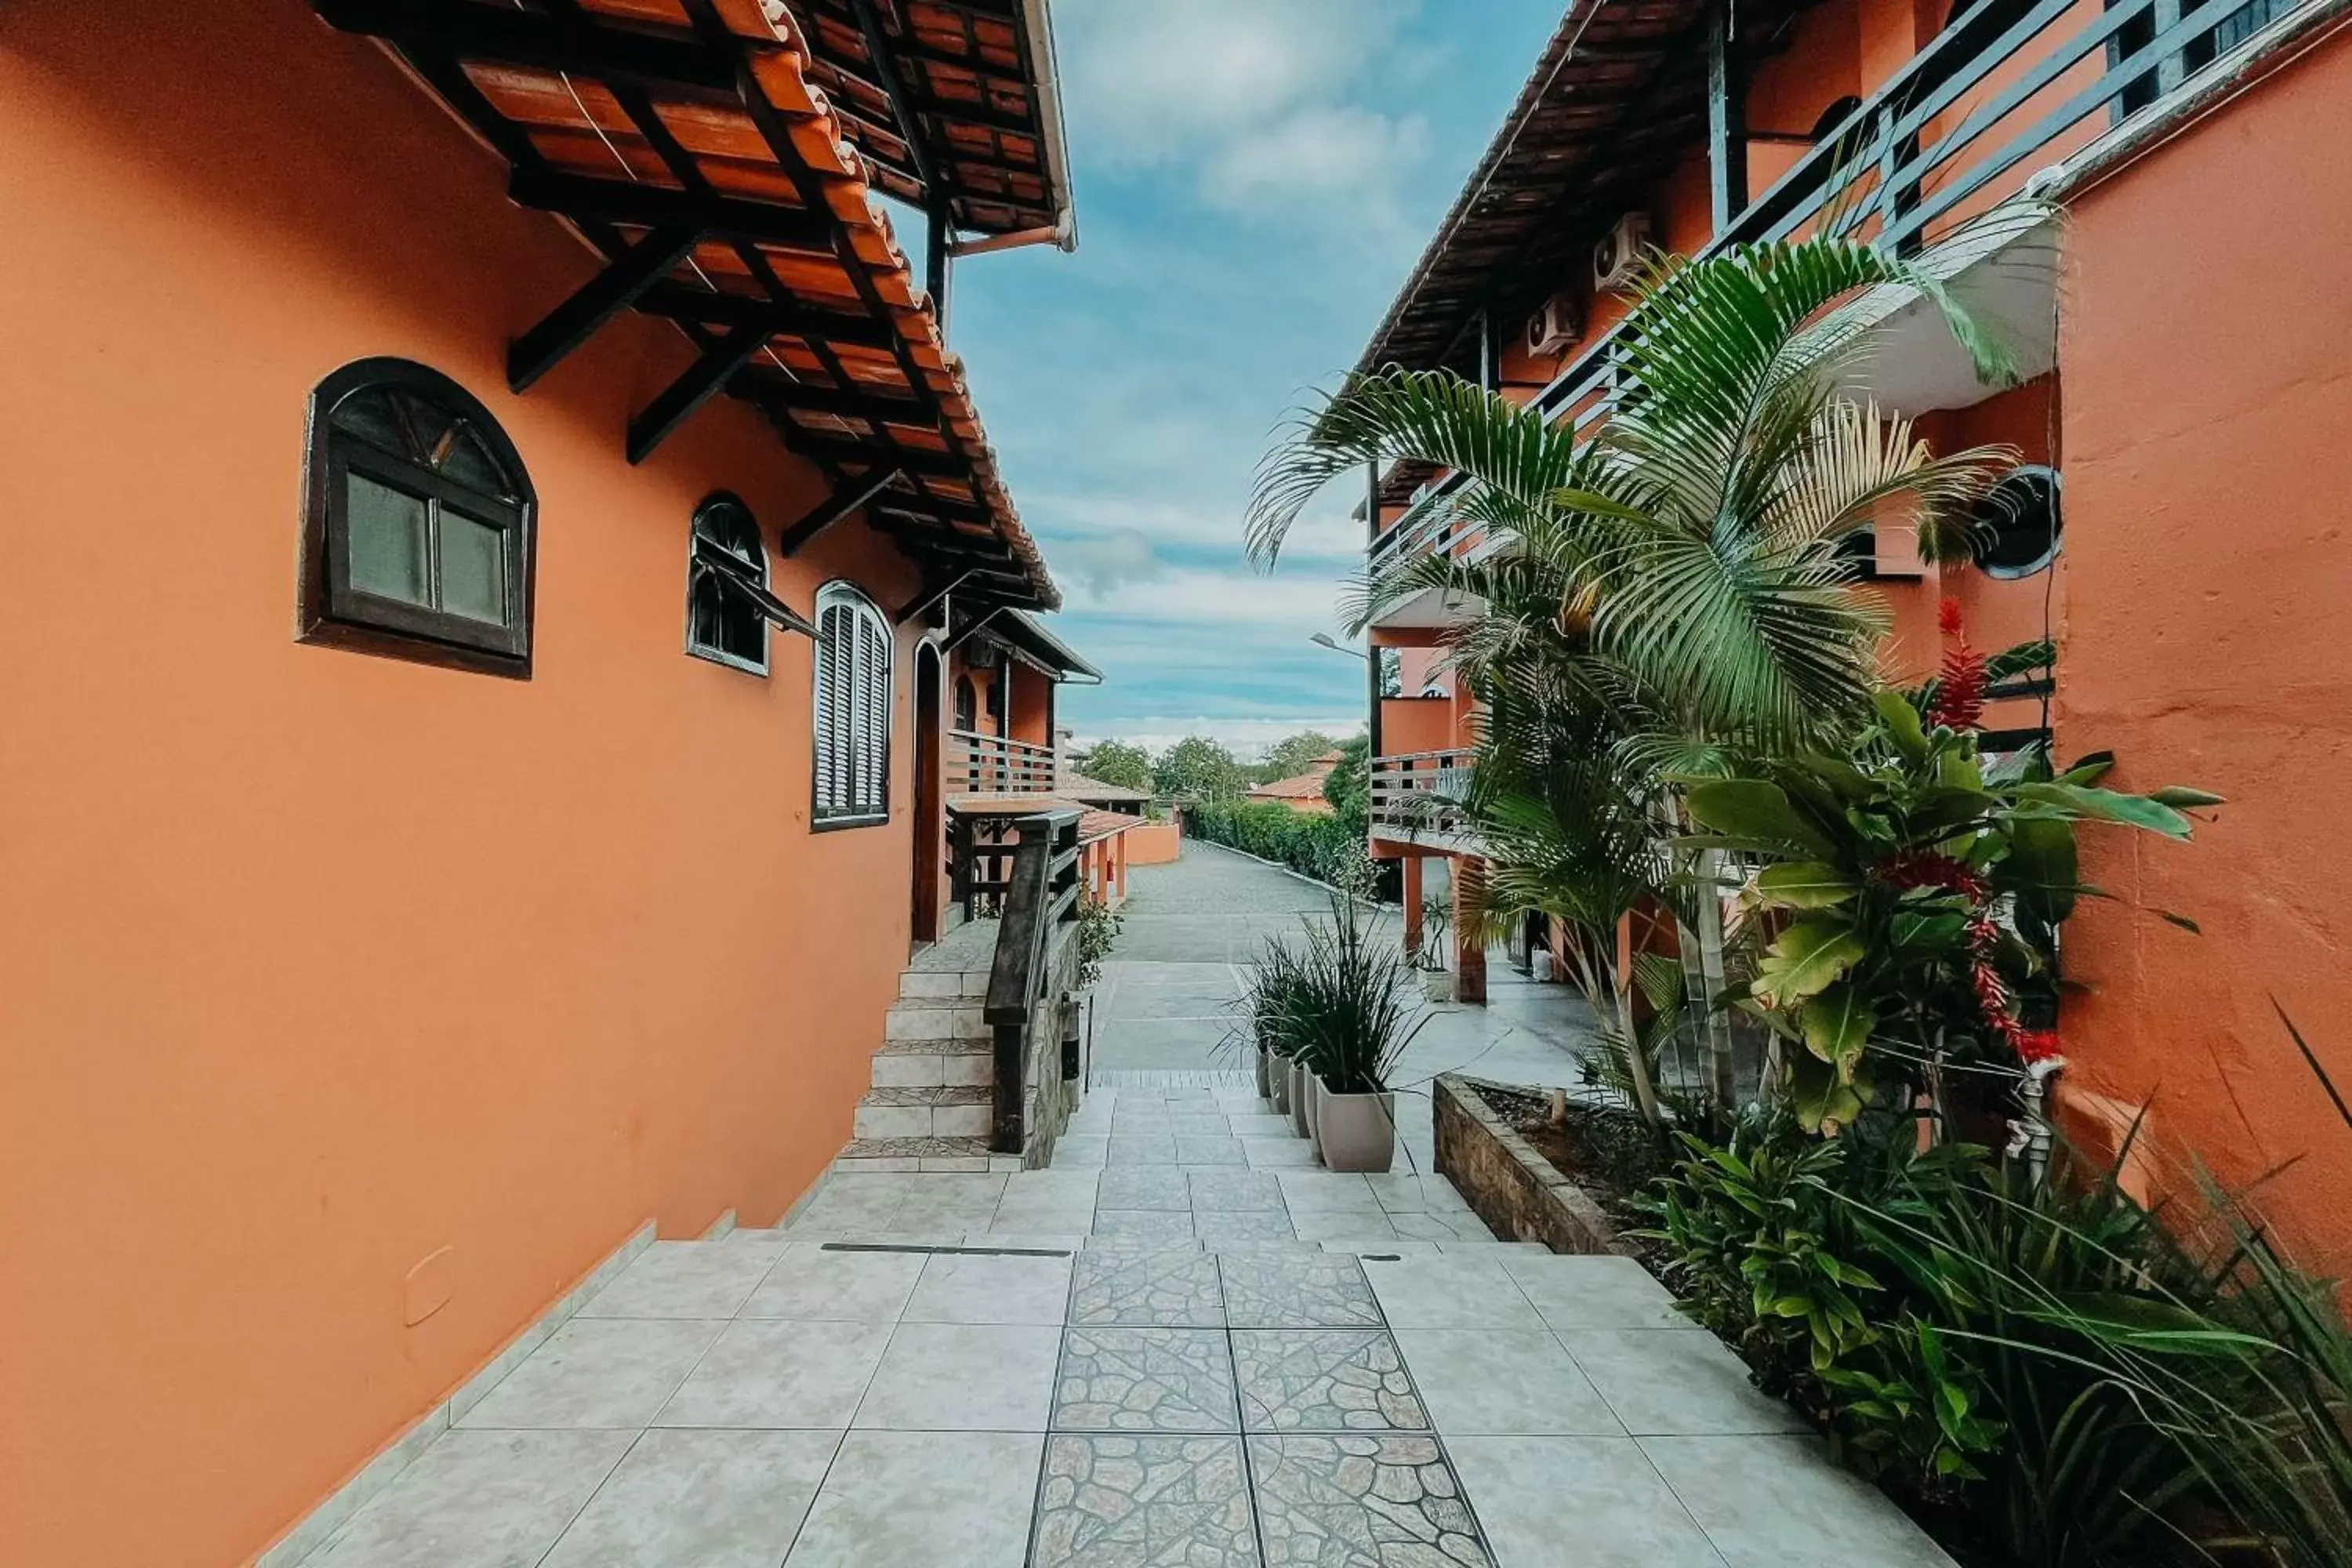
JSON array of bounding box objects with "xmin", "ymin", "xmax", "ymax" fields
[{"xmin": 1431, "ymin": 1074, "xmax": 1645, "ymax": 1255}]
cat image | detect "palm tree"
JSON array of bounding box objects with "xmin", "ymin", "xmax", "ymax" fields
[{"xmin": 1247, "ymin": 220, "xmax": 2042, "ymax": 1118}]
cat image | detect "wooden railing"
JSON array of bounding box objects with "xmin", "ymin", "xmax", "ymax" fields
[
  {"xmin": 1370, "ymin": 750, "xmax": 1475, "ymax": 840},
  {"xmin": 983, "ymin": 809, "xmax": 1083, "ymax": 1153},
  {"xmin": 1370, "ymin": 0, "xmax": 2312, "ymax": 577},
  {"xmin": 946, "ymin": 728, "xmax": 1057, "ymax": 794}
]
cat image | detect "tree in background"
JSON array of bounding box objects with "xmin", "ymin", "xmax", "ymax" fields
[
  {"xmin": 1320, "ymin": 734, "xmax": 1370, "ymax": 818},
  {"xmin": 1256, "ymin": 730, "xmax": 1344, "ymax": 785},
  {"xmin": 1073, "ymin": 739, "xmax": 1152, "ymax": 792},
  {"xmin": 1153, "ymin": 735, "xmax": 1246, "ymax": 800}
]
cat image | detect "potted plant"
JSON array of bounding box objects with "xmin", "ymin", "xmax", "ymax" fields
[
  {"xmin": 1414, "ymin": 894, "xmax": 1455, "ymax": 1003},
  {"xmin": 1285, "ymin": 892, "xmax": 1427, "ymax": 1173},
  {"xmin": 1232, "ymin": 938, "xmax": 1308, "ymax": 1115}
]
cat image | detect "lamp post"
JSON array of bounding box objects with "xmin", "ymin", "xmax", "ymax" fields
[{"xmin": 1308, "ymin": 632, "xmax": 1367, "ymax": 659}]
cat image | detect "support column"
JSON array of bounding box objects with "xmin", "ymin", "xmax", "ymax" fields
[
  {"xmin": 1454, "ymin": 855, "xmax": 1488, "ymax": 1006},
  {"xmin": 1706, "ymin": 0, "xmax": 1749, "ymax": 239},
  {"xmin": 1402, "ymin": 855, "xmax": 1425, "ymax": 961}
]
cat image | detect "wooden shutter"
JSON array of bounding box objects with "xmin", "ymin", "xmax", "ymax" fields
[
  {"xmin": 811, "ymin": 589, "xmax": 890, "ymax": 822},
  {"xmin": 856, "ymin": 608, "xmax": 890, "ymax": 814}
]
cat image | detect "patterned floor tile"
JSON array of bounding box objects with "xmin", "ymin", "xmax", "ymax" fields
[
  {"xmin": 1186, "ymin": 1170, "xmax": 1285, "ymax": 1212},
  {"xmin": 1053, "ymin": 1327, "xmax": 1240, "ymax": 1433},
  {"xmin": 1032, "ymin": 1435, "xmax": 1262, "ymax": 1567},
  {"xmin": 1193, "ymin": 1210, "xmax": 1299, "ymax": 1246},
  {"xmin": 1095, "ymin": 1209, "xmax": 1199, "ymax": 1243},
  {"xmin": 1099, "ymin": 1167, "xmax": 1194, "ymax": 1210},
  {"xmin": 1249, "ymin": 1435, "xmax": 1492, "ymax": 1567},
  {"xmin": 1232, "ymin": 1331, "xmax": 1426, "ymax": 1432},
  {"xmin": 1071, "ymin": 1247, "xmax": 1226, "ymax": 1327},
  {"xmin": 1218, "ymin": 1254, "xmax": 1383, "ymax": 1330}
]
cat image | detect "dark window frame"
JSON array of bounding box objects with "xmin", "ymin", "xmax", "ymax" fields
[
  {"xmin": 684, "ymin": 492, "xmax": 773, "ymax": 676},
  {"xmin": 811, "ymin": 581, "xmax": 895, "ymax": 830},
  {"xmin": 299, "ymin": 358, "xmax": 536, "ymax": 679}
]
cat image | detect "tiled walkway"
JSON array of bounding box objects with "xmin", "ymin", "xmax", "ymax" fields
[{"xmin": 296, "ymin": 850, "xmax": 1953, "ymax": 1566}]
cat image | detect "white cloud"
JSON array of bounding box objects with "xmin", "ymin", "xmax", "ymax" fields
[
  {"xmin": 1047, "ymin": 528, "xmax": 1171, "ymax": 594},
  {"xmin": 1061, "ymin": 561, "xmax": 1356, "ymax": 630},
  {"xmin": 1052, "ymin": 0, "xmax": 1428, "ymax": 216}
]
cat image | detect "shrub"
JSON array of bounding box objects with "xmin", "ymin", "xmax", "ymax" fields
[{"xmin": 1185, "ymin": 798, "xmax": 1398, "ymax": 899}]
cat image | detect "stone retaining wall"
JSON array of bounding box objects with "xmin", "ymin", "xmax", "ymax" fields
[{"xmin": 1432, "ymin": 1074, "xmax": 1631, "ymax": 1255}]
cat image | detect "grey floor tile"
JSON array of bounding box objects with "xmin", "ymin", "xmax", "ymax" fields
[
  {"xmin": 989, "ymin": 1200, "xmax": 1099, "ymax": 1236},
  {"xmin": 1240, "ymin": 1138, "xmax": 1321, "ymax": 1168},
  {"xmin": 1032, "ymin": 1435, "xmax": 1261, "ymax": 1567},
  {"xmin": 456, "ymin": 1318, "xmax": 722, "ymax": 1431},
  {"xmin": 1054, "ymin": 1326, "xmax": 1240, "ymax": 1432},
  {"xmin": 1501, "ymin": 1254, "xmax": 1689, "ymax": 1331},
  {"xmin": 783, "ymin": 1430, "xmax": 1043, "ymax": 1568},
  {"xmin": 1386, "ymin": 1210, "xmax": 1498, "ymax": 1243},
  {"xmin": 1362, "ymin": 1256, "xmax": 1546, "ymax": 1331},
  {"xmin": 1272, "ymin": 1172, "xmax": 1385, "ymax": 1212},
  {"xmin": 1364, "ymin": 1176, "xmax": 1475, "ymax": 1214},
  {"xmin": 903, "ymin": 1250, "xmax": 1073, "ymax": 1325},
  {"xmin": 1562, "ymin": 1331, "xmax": 1813, "ymax": 1437},
  {"xmin": 1095, "ymin": 1207, "xmax": 1200, "ymax": 1242},
  {"xmin": 1642, "ymin": 1435, "xmax": 1958, "ymax": 1566},
  {"xmin": 1175, "ymin": 1136, "xmax": 1247, "ymax": 1165},
  {"xmin": 655, "ymin": 1319, "xmax": 889, "ymax": 1429},
  {"xmin": 1233, "ymin": 1330, "xmax": 1426, "ymax": 1433},
  {"xmin": 1099, "ymin": 1167, "xmax": 1193, "ymax": 1210},
  {"xmin": 1219, "ymin": 1252, "xmax": 1384, "ymax": 1330},
  {"xmin": 575, "ymin": 1242, "xmax": 781, "ymax": 1320},
  {"xmin": 1249, "ymin": 1434, "xmax": 1493, "ymax": 1566},
  {"xmin": 305, "ymin": 1429, "xmax": 634, "ymax": 1568},
  {"xmin": 787, "ymin": 1186, "xmax": 906, "ymax": 1235},
  {"xmin": 1392, "ymin": 1330, "xmax": 1621, "ymax": 1436},
  {"xmin": 1071, "ymin": 1246, "xmax": 1226, "ymax": 1327},
  {"xmin": 541, "ymin": 1428, "xmax": 841, "ymax": 1568},
  {"xmin": 1188, "ymin": 1168, "xmax": 1286, "ymax": 1212},
  {"xmin": 1193, "ymin": 1210, "xmax": 1300, "ymax": 1245},
  {"xmin": 1004, "ymin": 1171, "xmax": 1105, "ymax": 1206},
  {"xmin": 854, "ymin": 1322, "xmax": 1061, "ymax": 1431},
  {"xmin": 1289, "ymin": 1210, "xmax": 1401, "ymax": 1243},
  {"xmin": 740, "ymin": 1243, "xmax": 925, "ymax": 1323},
  {"xmin": 1228, "ymin": 1112, "xmax": 1296, "ymax": 1138},
  {"xmin": 1057, "ymin": 1135, "xmax": 1111, "ymax": 1167},
  {"xmin": 1448, "ymin": 1436, "xmax": 1726, "ymax": 1568},
  {"xmin": 1109, "ymin": 1136, "xmax": 1182, "ymax": 1165}
]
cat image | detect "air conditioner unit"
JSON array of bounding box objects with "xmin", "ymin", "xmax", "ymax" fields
[
  {"xmin": 1592, "ymin": 212, "xmax": 1652, "ymax": 293},
  {"xmin": 1525, "ymin": 292, "xmax": 1581, "ymax": 358}
]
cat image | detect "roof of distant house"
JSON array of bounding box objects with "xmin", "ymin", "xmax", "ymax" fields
[
  {"xmin": 1250, "ymin": 755, "xmax": 1344, "ymax": 802},
  {"xmin": 1059, "ymin": 771, "xmax": 1151, "ymax": 802}
]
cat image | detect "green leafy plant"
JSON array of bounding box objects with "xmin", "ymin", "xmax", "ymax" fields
[
  {"xmin": 1073, "ymin": 739, "xmax": 1152, "ymax": 792},
  {"xmin": 1682, "ymin": 674, "xmax": 2218, "ymax": 1131},
  {"xmin": 1269, "ymin": 893, "xmax": 1428, "ymax": 1096},
  {"xmin": 1073, "ymin": 894, "xmax": 1122, "ymax": 992}
]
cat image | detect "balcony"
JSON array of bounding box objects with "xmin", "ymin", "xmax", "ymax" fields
[
  {"xmin": 1369, "ymin": 748, "xmax": 1479, "ymax": 852},
  {"xmin": 946, "ymin": 728, "xmax": 1058, "ymax": 797},
  {"xmin": 1369, "ymin": 0, "xmax": 2307, "ymax": 586}
]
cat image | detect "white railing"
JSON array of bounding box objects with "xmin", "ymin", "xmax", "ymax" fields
[
  {"xmin": 947, "ymin": 728, "xmax": 1057, "ymax": 794},
  {"xmin": 1367, "ymin": 0, "xmax": 2316, "ymax": 579},
  {"xmin": 1370, "ymin": 749, "xmax": 1475, "ymax": 841}
]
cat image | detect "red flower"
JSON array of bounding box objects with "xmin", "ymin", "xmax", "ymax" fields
[
  {"xmin": 1929, "ymin": 597, "xmax": 1987, "ymax": 731},
  {"xmin": 1875, "ymin": 849, "xmax": 1988, "ymax": 902}
]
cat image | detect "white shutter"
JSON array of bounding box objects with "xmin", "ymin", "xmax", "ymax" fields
[
  {"xmin": 857, "ymin": 608, "xmax": 890, "ymax": 814},
  {"xmin": 811, "ymin": 589, "xmax": 891, "ymax": 821}
]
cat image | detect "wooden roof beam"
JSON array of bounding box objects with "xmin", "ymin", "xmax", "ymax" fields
[
  {"xmin": 316, "ymin": 0, "xmax": 734, "ymax": 90},
  {"xmin": 635, "ymin": 283, "xmax": 896, "ymax": 350},
  {"xmin": 508, "ymin": 223, "xmax": 700, "ymax": 392},
  {"xmin": 508, "ymin": 168, "xmax": 837, "ymax": 253},
  {"xmin": 776, "ymin": 464, "xmax": 907, "ymax": 556},
  {"xmin": 627, "ymin": 320, "xmax": 779, "ymax": 463}
]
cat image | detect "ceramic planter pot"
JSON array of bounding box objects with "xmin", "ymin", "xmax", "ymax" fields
[
  {"xmin": 1254, "ymin": 1044, "xmax": 1272, "ymax": 1099},
  {"xmin": 1420, "ymin": 969, "xmax": 1456, "ymax": 1004},
  {"xmin": 1304, "ymin": 1070, "xmax": 1323, "ymax": 1158},
  {"xmin": 1287, "ymin": 1057, "xmax": 1312, "ymax": 1138},
  {"xmin": 1313, "ymin": 1080, "xmax": 1397, "ymax": 1173},
  {"xmin": 1268, "ymin": 1051, "xmax": 1292, "ymax": 1115}
]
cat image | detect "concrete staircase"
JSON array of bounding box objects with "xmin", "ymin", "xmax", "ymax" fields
[{"xmin": 837, "ymin": 921, "xmax": 1022, "ymax": 1174}]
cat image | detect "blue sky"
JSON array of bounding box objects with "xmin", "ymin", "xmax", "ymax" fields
[{"xmin": 944, "ymin": 0, "xmax": 1561, "ymax": 758}]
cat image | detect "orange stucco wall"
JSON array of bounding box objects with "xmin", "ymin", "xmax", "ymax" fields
[
  {"xmin": 1126, "ymin": 820, "xmax": 1183, "ymax": 866},
  {"xmin": 2053, "ymin": 32, "xmax": 2352, "ymax": 1269},
  {"xmin": 1, "ymin": 6, "xmax": 934, "ymax": 1563}
]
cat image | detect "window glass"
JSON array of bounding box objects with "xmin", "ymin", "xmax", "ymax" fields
[
  {"xmin": 441, "ymin": 510, "xmax": 508, "ymax": 623},
  {"xmin": 686, "ymin": 495, "xmax": 769, "ymax": 672},
  {"xmin": 346, "ymin": 473, "xmax": 430, "ymax": 604}
]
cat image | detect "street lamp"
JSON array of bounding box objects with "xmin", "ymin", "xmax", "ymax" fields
[{"xmin": 1308, "ymin": 632, "xmax": 1368, "ymax": 659}]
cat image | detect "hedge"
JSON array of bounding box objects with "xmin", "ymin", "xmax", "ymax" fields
[{"xmin": 1182, "ymin": 800, "xmax": 1398, "ymax": 900}]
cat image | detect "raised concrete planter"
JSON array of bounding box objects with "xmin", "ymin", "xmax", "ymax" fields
[{"xmin": 1432, "ymin": 1073, "xmax": 1631, "ymax": 1254}]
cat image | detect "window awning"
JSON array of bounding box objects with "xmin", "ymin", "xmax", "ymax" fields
[{"xmin": 314, "ymin": 0, "xmax": 1060, "ymax": 612}]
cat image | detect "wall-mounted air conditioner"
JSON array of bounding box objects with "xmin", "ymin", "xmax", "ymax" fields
[
  {"xmin": 1525, "ymin": 292, "xmax": 1581, "ymax": 357},
  {"xmin": 1593, "ymin": 212, "xmax": 1652, "ymax": 293}
]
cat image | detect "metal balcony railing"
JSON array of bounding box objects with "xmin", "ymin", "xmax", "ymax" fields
[
  {"xmin": 1369, "ymin": 749, "xmax": 1476, "ymax": 841},
  {"xmin": 1368, "ymin": 0, "xmax": 2307, "ymax": 579},
  {"xmin": 946, "ymin": 728, "xmax": 1058, "ymax": 795}
]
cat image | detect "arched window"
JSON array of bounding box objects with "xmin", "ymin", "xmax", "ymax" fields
[
  {"xmin": 301, "ymin": 358, "xmax": 534, "ymax": 676},
  {"xmin": 686, "ymin": 493, "xmax": 771, "ymax": 673},
  {"xmin": 1972, "ymin": 466, "xmax": 2063, "ymax": 579},
  {"xmin": 813, "ymin": 583, "xmax": 894, "ymax": 826}
]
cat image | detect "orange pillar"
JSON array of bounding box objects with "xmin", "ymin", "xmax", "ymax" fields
[
  {"xmin": 1454, "ymin": 855, "xmax": 1487, "ymax": 1005},
  {"xmin": 1112, "ymin": 832, "xmax": 1128, "ymax": 909},
  {"xmin": 1402, "ymin": 855, "xmax": 1425, "ymax": 960}
]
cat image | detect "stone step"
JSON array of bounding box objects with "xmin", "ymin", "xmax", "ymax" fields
[
  {"xmin": 884, "ymin": 999, "xmax": 988, "ymax": 1044},
  {"xmin": 834, "ymin": 1134, "xmax": 1019, "ymax": 1174},
  {"xmin": 898, "ymin": 968, "xmax": 989, "ymax": 1000},
  {"xmin": 870, "ymin": 1036, "xmax": 993, "ymax": 1089},
  {"xmin": 851, "ymin": 1084, "xmax": 993, "ymax": 1140}
]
